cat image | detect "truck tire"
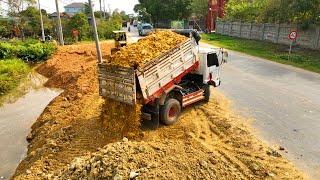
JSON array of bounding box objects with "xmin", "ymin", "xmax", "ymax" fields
[
  {"xmin": 160, "ymin": 98, "xmax": 181, "ymax": 125},
  {"xmin": 204, "ymin": 85, "xmax": 210, "ymax": 102}
]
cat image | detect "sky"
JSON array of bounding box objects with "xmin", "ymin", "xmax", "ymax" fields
[{"xmin": 39, "ymin": 0, "xmax": 139, "ymax": 14}]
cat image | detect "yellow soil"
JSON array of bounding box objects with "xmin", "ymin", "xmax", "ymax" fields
[
  {"xmin": 107, "ymin": 31, "xmax": 187, "ymax": 67},
  {"xmin": 12, "ymin": 41, "xmax": 305, "ymax": 179}
]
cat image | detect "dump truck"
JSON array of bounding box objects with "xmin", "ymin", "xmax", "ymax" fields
[{"xmin": 98, "ymin": 30, "xmax": 227, "ymax": 126}]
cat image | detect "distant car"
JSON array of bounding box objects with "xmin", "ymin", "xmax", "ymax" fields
[
  {"xmin": 139, "ymin": 23, "xmax": 154, "ymax": 36},
  {"xmin": 133, "ymin": 20, "xmax": 138, "ymax": 27},
  {"xmin": 137, "ymin": 23, "xmax": 142, "ymax": 31}
]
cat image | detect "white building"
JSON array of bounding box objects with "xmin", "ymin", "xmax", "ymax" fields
[{"xmin": 64, "ymin": 2, "xmax": 85, "ymax": 16}]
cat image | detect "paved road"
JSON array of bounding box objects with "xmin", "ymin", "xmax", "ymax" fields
[{"xmin": 202, "ymin": 43, "xmax": 320, "ymax": 178}]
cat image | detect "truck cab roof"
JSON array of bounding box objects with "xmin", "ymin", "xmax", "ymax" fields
[
  {"xmin": 198, "ymin": 47, "xmax": 220, "ymax": 54},
  {"xmin": 113, "ymin": 31, "xmax": 126, "ymax": 33}
]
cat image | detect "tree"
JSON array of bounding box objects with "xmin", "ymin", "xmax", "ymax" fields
[
  {"xmin": 135, "ymin": 0, "xmax": 193, "ymax": 24},
  {"xmin": 65, "ymin": 13, "xmax": 90, "ymax": 41},
  {"xmin": 19, "ymin": 6, "xmax": 52, "ymax": 37},
  {"xmin": 224, "ymin": 0, "xmax": 266, "ymax": 23},
  {"xmin": 120, "ymin": 11, "xmax": 129, "ymax": 21},
  {"xmin": 190, "ymin": 0, "xmax": 208, "ymax": 19},
  {"xmin": 7, "ymin": 0, "xmax": 36, "ymax": 14},
  {"xmin": 134, "ymin": 4, "xmax": 151, "ymax": 22},
  {"xmin": 261, "ymin": 0, "xmax": 320, "ymax": 26},
  {"xmin": 224, "ymin": 0, "xmax": 320, "ymax": 27}
]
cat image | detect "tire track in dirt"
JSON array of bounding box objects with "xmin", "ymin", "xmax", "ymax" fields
[{"xmin": 189, "ymin": 104, "xmax": 254, "ymax": 179}]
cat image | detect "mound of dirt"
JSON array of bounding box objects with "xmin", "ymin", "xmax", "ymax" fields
[
  {"xmin": 13, "ymin": 41, "xmax": 117, "ymax": 179},
  {"xmin": 13, "ymin": 41, "xmax": 305, "ymax": 179},
  {"xmin": 108, "ymin": 31, "xmax": 187, "ymax": 67},
  {"xmin": 52, "ymin": 94, "xmax": 305, "ymax": 180},
  {"xmin": 101, "ymin": 99, "xmax": 142, "ymax": 138},
  {"xmin": 55, "ymin": 139, "xmax": 250, "ymax": 179}
]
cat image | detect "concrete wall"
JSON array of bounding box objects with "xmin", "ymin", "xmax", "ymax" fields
[{"xmin": 216, "ymin": 21, "xmax": 320, "ymax": 50}]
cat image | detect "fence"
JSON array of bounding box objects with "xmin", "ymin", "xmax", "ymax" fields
[
  {"xmin": 154, "ymin": 19, "xmax": 206, "ymax": 31},
  {"xmin": 216, "ymin": 21, "xmax": 320, "ymax": 50}
]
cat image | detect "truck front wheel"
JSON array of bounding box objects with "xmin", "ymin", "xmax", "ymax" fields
[{"xmin": 160, "ymin": 98, "xmax": 181, "ymax": 125}]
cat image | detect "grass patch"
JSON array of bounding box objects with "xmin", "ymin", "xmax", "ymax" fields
[
  {"xmin": 202, "ymin": 33, "xmax": 320, "ymax": 73},
  {"xmin": 0, "ymin": 59, "xmax": 30, "ymax": 96}
]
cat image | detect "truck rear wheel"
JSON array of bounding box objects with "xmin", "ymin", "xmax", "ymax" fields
[{"xmin": 160, "ymin": 98, "xmax": 181, "ymax": 125}]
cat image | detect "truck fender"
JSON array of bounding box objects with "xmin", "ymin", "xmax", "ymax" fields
[{"xmin": 159, "ymin": 85, "xmax": 183, "ymax": 105}]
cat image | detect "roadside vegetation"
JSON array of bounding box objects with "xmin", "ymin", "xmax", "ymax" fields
[
  {"xmin": 202, "ymin": 33, "xmax": 320, "ymax": 73},
  {"xmin": 0, "ymin": 1, "xmax": 129, "ymax": 99},
  {"xmin": 0, "ymin": 40, "xmax": 57, "ymax": 61},
  {"xmin": 0, "ymin": 40, "xmax": 57, "ymax": 98},
  {"xmin": 1, "ymin": 6, "xmax": 127, "ymax": 44},
  {"xmin": 0, "ymin": 59, "xmax": 30, "ymax": 96},
  {"xmin": 224, "ymin": 0, "xmax": 319, "ymax": 28}
]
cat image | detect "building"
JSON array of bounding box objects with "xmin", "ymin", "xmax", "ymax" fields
[
  {"xmin": 206, "ymin": 0, "xmax": 227, "ymax": 32},
  {"xmin": 64, "ymin": 2, "xmax": 85, "ymax": 16},
  {"xmin": 49, "ymin": 12, "xmax": 70, "ymax": 19}
]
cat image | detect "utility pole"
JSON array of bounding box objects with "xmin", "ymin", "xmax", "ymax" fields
[
  {"xmin": 38, "ymin": 0, "xmax": 45, "ymax": 41},
  {"xmin": 99, "ymin": 0, "xmax": 102, "ymax": 12},
  {"xmin": 103, "ymin": 0, "xmax": 106, "ymax": 19},
  {"xmin": 88, "ymin": 0, "xmax": 102, "ymax": 63},
  {"xmin": 0, "ymin": 1, "xmax": 3, "ymax": 17},
  {"xmin": 55, "ymin": 0, "xmax": 64, "ymax": 45}
]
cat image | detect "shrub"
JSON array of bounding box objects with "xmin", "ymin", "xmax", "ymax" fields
[
  {"xmin": 0, "ymin": 42, "xmax": 16, "ymax": 59},
  {"xmin": 8, "ymin": 38, "xmax": 39, "ymax": 46},
  {"xmin": 0, "ymin": 59, "xmax": 30, "ymax": 95},
  {"xmin": 0, "ymin": 40, "xmax": 57, "ymax": 61},
  {"xmin": 17, "ymin": 42, "xmax": 57, "ymax": 61},
  {"xmin": 97, "ymin": 18, "xmax": 122, "ymax": 39}
]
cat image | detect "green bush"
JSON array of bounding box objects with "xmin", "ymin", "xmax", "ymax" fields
[
  {"xmin": 96, "ymin": 18, "xmax": 122, "ymax": 39},
  {"xmin": 0, "ymin": 59, "xmax": 30, "ymax": 95},
  {"xmin": 17, "ymin": 42, "xmax": 57, "ymax": 62},
  {"xmin": 8, "ymin": 38, "xmax": 39, "ymax": 46},
  {"xmin": 0, "ymin": 41, "xmax": 57, "ymax": 61},
  {"xmin": 0, "ymin": 42, "xmax": 16, "ymax": 59}
]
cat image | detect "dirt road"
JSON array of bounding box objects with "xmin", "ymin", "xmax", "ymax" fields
[{"xmin": 201, "ymin": 43, "xmax": 320, "ymax": 177}]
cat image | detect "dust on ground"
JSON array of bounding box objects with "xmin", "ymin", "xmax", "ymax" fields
[{"xmin": 13, "ymin": 41, "xmax": 305, "ymax": 179}]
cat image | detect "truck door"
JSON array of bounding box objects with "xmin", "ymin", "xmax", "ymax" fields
[{"xmin": 206, "ymin": 52, "xmax": 221, "ymax": 87}]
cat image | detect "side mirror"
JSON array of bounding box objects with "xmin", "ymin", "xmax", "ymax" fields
[{"xmin": 222, "ymin": 51, "xmax": 228, "ymax": 64}]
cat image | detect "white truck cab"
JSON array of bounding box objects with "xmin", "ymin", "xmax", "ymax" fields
[{"xmin": 196, "ymin": 47, "xmax": 227, "ymax": 88}]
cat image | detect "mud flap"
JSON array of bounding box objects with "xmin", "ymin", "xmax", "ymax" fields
[{"xmin": 141, "ymin": 100, "xmax": 160, "ymax": 130}]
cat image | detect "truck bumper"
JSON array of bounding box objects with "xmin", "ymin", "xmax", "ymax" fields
[{"xmin": 208, "ymin": 79, "xmax": 221, "ymax": 87}]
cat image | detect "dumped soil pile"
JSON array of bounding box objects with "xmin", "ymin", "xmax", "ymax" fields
[
  {"xmin": 53, "ymin": 94, "xmax": 305, "ymax": 179},
  {"xmin": 13, "ymin": 41, "xmax": 117, "ymax": 179},
  {"xmin": 56, "ymin": 139, "xmax": 249, "ymax": 179},
  {"xmin": 101, "ymin": 99, "xmax": 142, "ymax": 138},
  {"xmin": 107, "ymin": 31, "xmax": 187, "ymax": 67},
  {"xmin": 13, "ymin": 40, "xmax": 305, "ymax": 179}
]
